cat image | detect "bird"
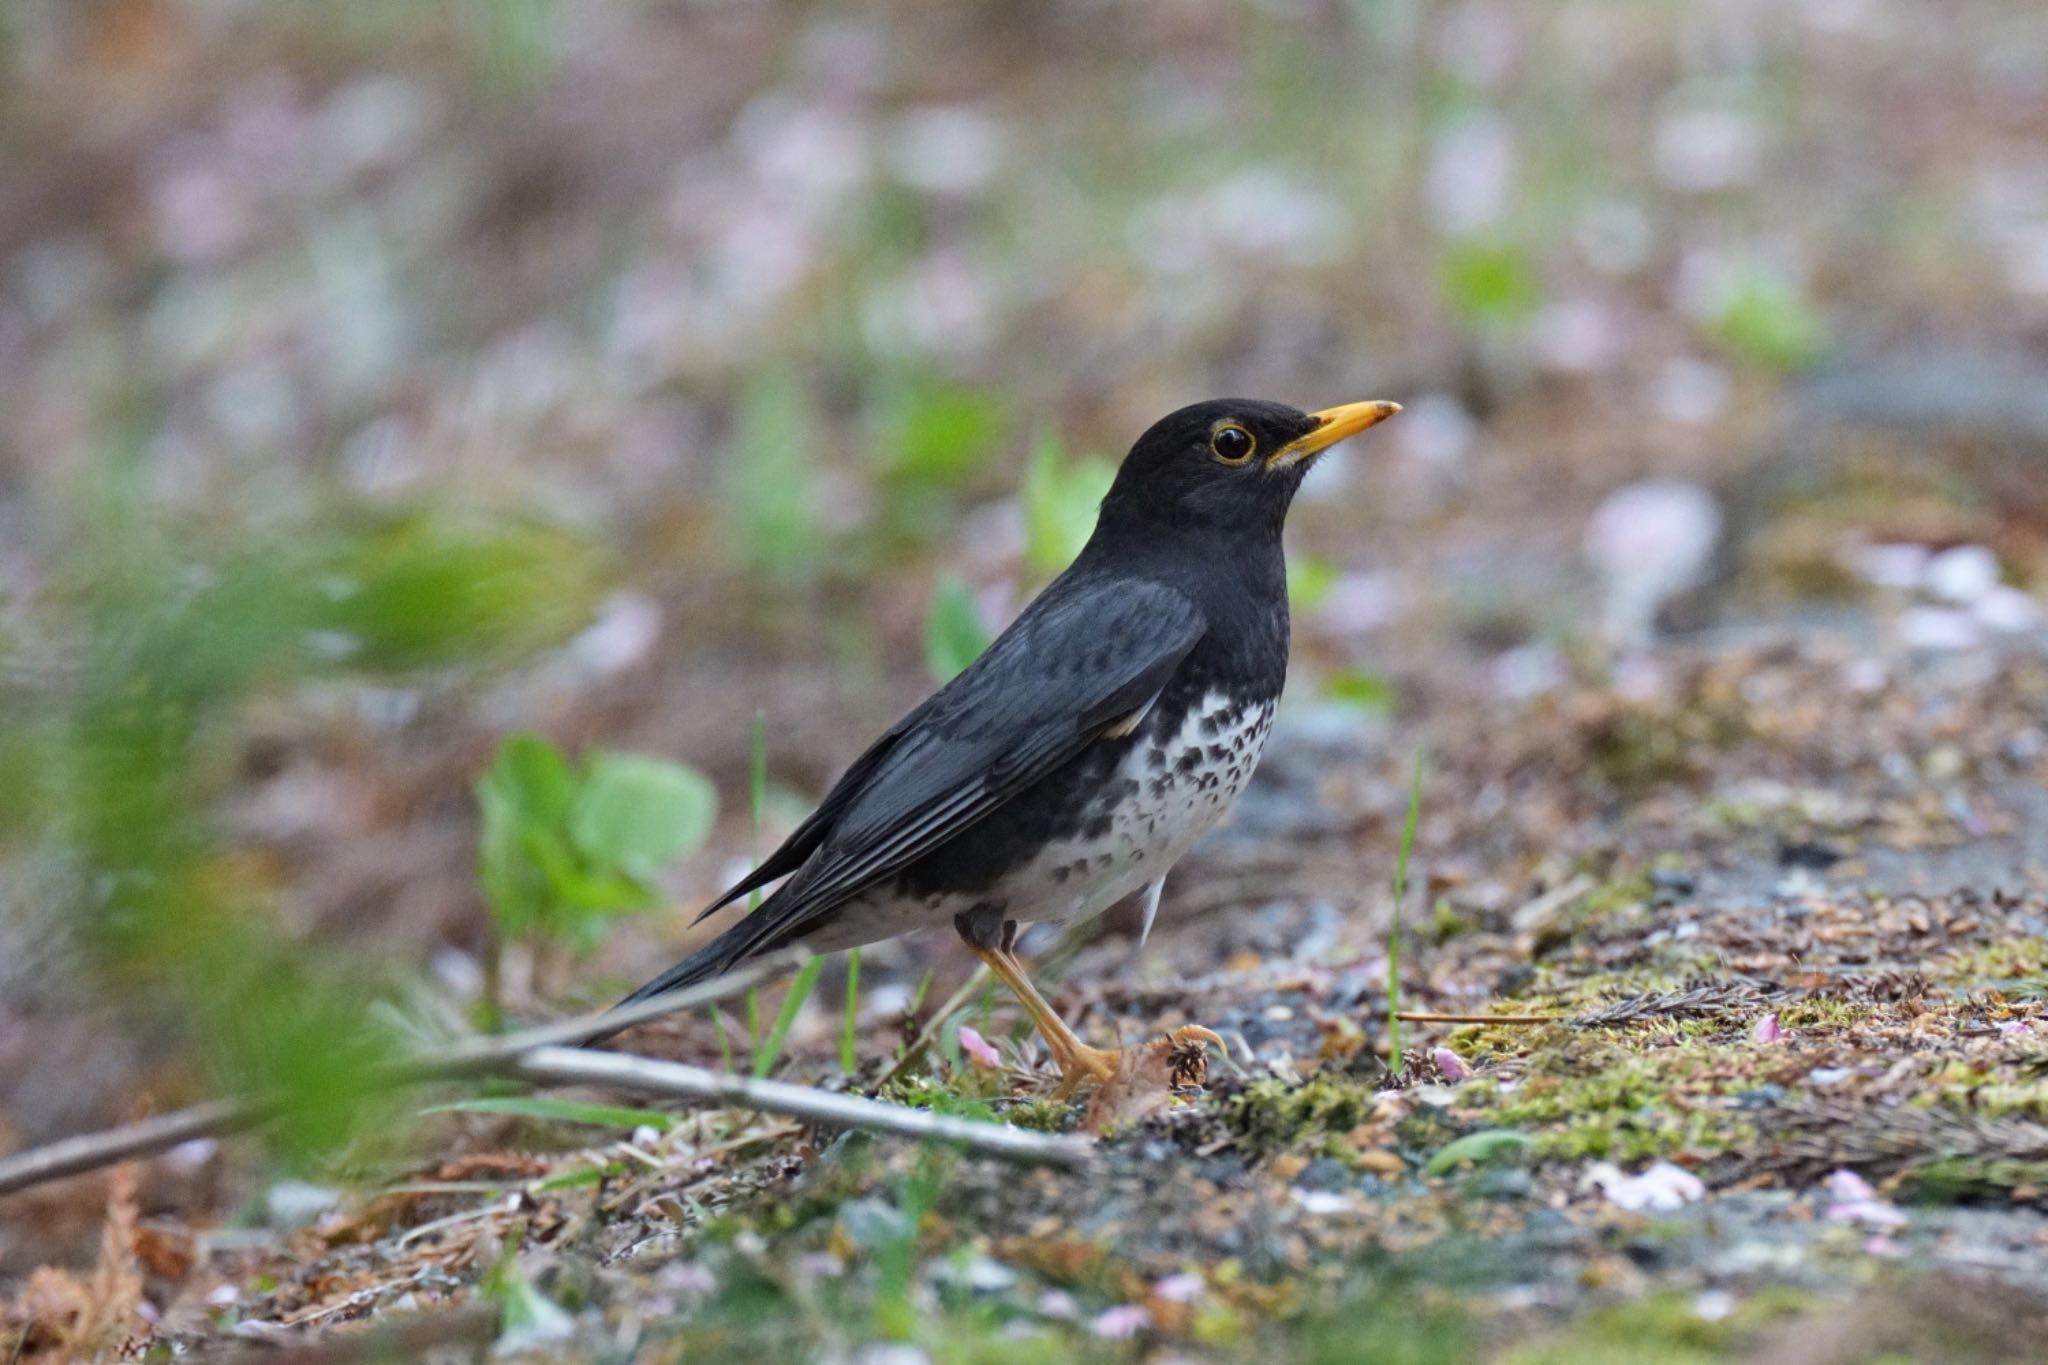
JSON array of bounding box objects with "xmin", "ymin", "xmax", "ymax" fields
[{"xmin": 611, "ymin": 397, "xmax": 1401, "ymax": 1092}]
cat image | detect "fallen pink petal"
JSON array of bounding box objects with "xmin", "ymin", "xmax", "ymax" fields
[
  {"xmin": 1432, "ymin": 1046, "xmax": 1473, "ymax": 1083},
  {"xmin": 1825, "ymin": 1169, "xmax": 1877, "ymax": 1203},
  {"xmin": 1752, "ymin": 1013, "xmax": 1785, "ymax": 1044},
  {"xmin": 1091, "ymin": 1305, "xmax": 1151, "ymax": 1339},
  {"xmin": 957, "ymin": 1024, "xmax": 1002, "ymax": 1068},
  {"xmin": 1152, "ymin": 1272, "xmax": 1204, "ymax": 1303}
]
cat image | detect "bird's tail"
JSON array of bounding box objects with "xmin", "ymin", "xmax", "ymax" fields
[{"xmin": 587, "ymin": 897, "xmax": 793, "ymax": 1044}]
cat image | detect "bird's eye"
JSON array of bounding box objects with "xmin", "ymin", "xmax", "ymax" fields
[{"xmin": 1210, "ymin": 423, "xmax": 1255, "ymax": 465}]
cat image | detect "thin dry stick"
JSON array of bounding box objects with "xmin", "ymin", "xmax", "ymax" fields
[
  {"xmin": 1393, "ymin": 1011, "xmax": 1561, "ymax": 1025},
  {"xmin": 516, "ymin": 1047, "xmax": 1091, "ymax": 1166},
  {"xmin": 0, "ymin": 947, "xmax": 810, "ymax": 1198}
]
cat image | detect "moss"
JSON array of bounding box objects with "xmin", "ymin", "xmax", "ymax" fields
[
  {"xmin": 1903, "ymin": 1156, "xmax": 2048, "ymax": 1203},
  {"xmin": 1934, "ymin": 938, "xmax": 2048, "ymax": 986},
  {"xmin": 1227, "ymin": 1076, "xmax": 1377, "ymax": 1160},
  {"xmin": 1464, "ymin": 1040, "xmax": 1780, "ymax": 1163},
  {"xmin": 1501, "ymin": 1287, "xmax": 1812, "ymax": 1365},
  {"xmin": 1001, "ymin": 1097, "xmax": 1076, "ymax": 1132}
]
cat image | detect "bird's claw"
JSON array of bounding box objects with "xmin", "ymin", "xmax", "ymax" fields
[{"xmin": 1050, "ymin": 1024, "xmax": 1226, "ymax": 1098}]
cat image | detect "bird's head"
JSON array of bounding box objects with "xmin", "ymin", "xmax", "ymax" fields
[{"xmin": 1098, "ymin": 398, "xmax": 1401, "ymax": 539}]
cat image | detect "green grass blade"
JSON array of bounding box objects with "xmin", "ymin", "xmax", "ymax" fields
[
  {"xmin": 841, "ymin": 947, "xmax": 862, "ymax": 1074},
  {"xmin": 754, "ymin": 954, "xmax": 824, "ymax": 1079},
  {"xmin": 712, "ymin": 1005, "xmax": 734, "ymax": 1073},
  {"xmin": 1388, "ymin": 748, "xmax": 1425, "ymax": 1073}
]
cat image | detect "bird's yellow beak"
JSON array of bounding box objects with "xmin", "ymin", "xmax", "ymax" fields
[{"xmin": 1266, "ymin": 400, "xmax": 1402, "ymax": 470}]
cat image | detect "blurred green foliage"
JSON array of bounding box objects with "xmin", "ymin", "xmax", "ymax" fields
[
  {"xmin": 871, "ymin": 377, "xmax": 1008, "ymax": 491},
  {"xmin": 1322, "ymin": 669, "xmax": 1396, "ymax": 714},
  {"xmin": 1704, "ymin": 265, "xmax": 1829, "ymax": 372},
  {"xmin": 1287, "ymin": 554, "xmax": 1340, "ymax": 612},
  {"xmin": 923, "ymin": 574, "xmax": 993, "ymax": 684},
  {"xmin": 1023, "ymin": 430, "xmax": 1115, "ymax": 577},
  {"xmin": 1, "ymin": 476, "xmax": 607, "ymax": 1158},
  {"xmin": 476, "ymin": 733, "xmax": 716, "ymax": 957},
  {"xmin": 1440, "ymin": 238, "xmax": 1544, "ymax": 331},
  {"xmin": 722, "ymin": 369, "xmax": 822, "ymax": 580}
]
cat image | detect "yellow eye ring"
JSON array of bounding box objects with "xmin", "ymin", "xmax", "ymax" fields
[{"xmin": 1210, "ymin": 423, "xmax": 1256, "ymax": 464}]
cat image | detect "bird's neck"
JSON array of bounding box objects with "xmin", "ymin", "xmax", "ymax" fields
[{"xmin": 1076, "ymin": 514, "xmax": 1290, "ymax": 621}]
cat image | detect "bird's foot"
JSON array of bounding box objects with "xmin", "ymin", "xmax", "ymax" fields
[{"xmin": 1051, "ymin": 1026, "xmax": 1227, "ymax": 1100}]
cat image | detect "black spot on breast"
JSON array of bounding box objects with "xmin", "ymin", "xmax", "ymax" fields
[
  {"xmin": 1083, "ymin": 814, "xmax": 1113, "ymax": 840},
  {"xmin": 1149, "ymin": 747, "xmax": 1169, "ymax": 767},
  {"xmin": 1207, "ymin": 743, "xmax": 1231, "ymax": 763},
  {"xmin": 1176, "ymin": 749, "xmax": 1202, "ymax": 773}
]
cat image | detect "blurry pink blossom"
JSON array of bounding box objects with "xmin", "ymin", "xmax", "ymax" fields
[
  {"xmin": 1752, "ymin": 1014, "xmax": 1785, "ymax": 1045},
  {"xmin": 1826, "ymin": 1169, "xmax": 1877, "ymax": 1202},
  {"xmin": 1091, "ymin": 1305, "xmax": 1151, "ymax": 1339},
  {"xmin": 1998, "ymin": 1020, "xmax": 2035, "ymax": 1037},
  {"xmin": 957, "ymin": 1025, "xmax": 1001, "ymax": 1069},
  {"xmin": 1432, "ymin": 1047, "xmax": 1472, "ymax": 1083},
  {"xmin": 1824, "ymin": 1168, "xmax": 1908, "ymax": 1230},
  {"xmin": 1152, "ymin": 1273, "xmax": 1203, "ymax": 1303}
]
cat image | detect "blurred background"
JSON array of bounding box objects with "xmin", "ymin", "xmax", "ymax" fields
[{"xmin": 3, "ymin": 0, "xmax": 2047, "ymax": 1262}]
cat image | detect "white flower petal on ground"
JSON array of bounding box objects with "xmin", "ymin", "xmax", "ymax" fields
[
  {"xmin": 1848, "ymin": 542, "xmax": 1931, "ymax": 590},
  {"xmin": 1582, "ymin": 1161, "xmax": 1706, "ymax": 1212},
  {"xmin": 1924, "ymin": 544, "xmax": 2001, "ymax": 604},
  {"xmin": 1974, "ymin": 584, "xmax": 2042, "ymax": 634},
  {"xmin": 1898, "ymin": 605, "xmax": 1983, "ymax": 652}
]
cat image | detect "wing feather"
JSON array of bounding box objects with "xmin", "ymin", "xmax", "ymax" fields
[{"xmin": 690, "ymin": 577, "xmax": 1205, "ymax": 960}]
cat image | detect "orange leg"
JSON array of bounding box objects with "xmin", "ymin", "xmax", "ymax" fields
[{"xmin": 970, "ymin": 946, "xmax": 1224, "ymax": 1098}]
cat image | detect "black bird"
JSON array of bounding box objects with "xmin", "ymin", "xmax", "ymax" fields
[{"xmin": 615, "ymin": 398, "xmax": 1400, "ymax": 1091}]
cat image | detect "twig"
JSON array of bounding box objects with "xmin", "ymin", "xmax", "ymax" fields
[
  {"xmin": 222, "ymin": 1303, "xmax": 501, "ymax": 1364},
  {"xmin": 1392, "ymin": 1011, "xmax": 1562, "ymax": 1025},
  {"xmin": 0, "ymin": 948, "xmax": 809, "ymax": 1198},
  {"xmin": 516, "ymin": 1047, "xmax": 1092, "ymax": 1167}
]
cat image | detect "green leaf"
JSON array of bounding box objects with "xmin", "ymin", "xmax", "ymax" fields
[
  {"xmin": 430, "ymin": 1095, "xmax": 676, "ymax": 1131},
  {"xmin": 1441, "ymin": 238, "xmax": 1541, "ymax": 330},
  {"xmin": 925, "ymin": 574, "xmax": 993, "ymax": 684},
  {"xmin": 571, "ymin": 750, "xmax": 718, "ymax": 882},
  {"xmin": 1424, "ymin": 1128, "xmax": 1530, "ymax": 1176},
  {"xmin": 1023, "ymin": 429, "xmax": 1114, "ymax": 576},
  {"xmin": 476, "ymin": 734, "xmax": 580, "ymax": 938}
]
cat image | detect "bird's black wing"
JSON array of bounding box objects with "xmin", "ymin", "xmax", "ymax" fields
[{"xmin": 672, "ymin": 577, "xmax": 1205, "ymax": 969}]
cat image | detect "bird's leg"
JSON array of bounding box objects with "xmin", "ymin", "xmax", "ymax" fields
[{"xmin": 969, "ymin": 945, "xmax": 1224, "ymax": 1099}]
